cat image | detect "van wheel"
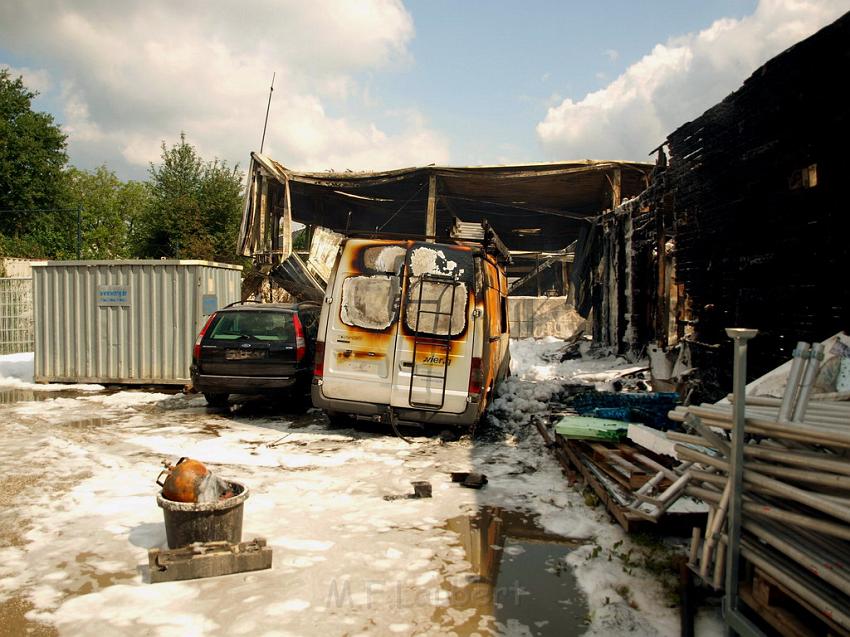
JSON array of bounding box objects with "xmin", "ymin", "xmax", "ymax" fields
[{"xmin": 204, "ymin": 393, "xmax": 229, "ymax": 407}]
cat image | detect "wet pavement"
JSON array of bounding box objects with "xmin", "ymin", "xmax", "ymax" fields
[
  {"xmin": 0, "ymin": 383, "xmax": 674, "ymax": 636},
  {"xmin": 0, "ymin": 388, "xmax": 89, "ymax": 405}
]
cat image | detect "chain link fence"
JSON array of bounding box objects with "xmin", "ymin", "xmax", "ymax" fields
[{"xmin": 0, "ymin": 278, "xmax": 34, "ymax": 355}]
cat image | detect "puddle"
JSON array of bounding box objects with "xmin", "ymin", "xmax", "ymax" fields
[
  {"xmin": 0, "ymin": 389, "xmax": 88, "ymax": 405},
  {"xmin": 64, "ymin": 417, "xmax": 110, "ymax": 429},
  {"xmin": 435, "ymin": 507, "xmax": 590, "ymax": 636},
  {"xmin": 71, "ymin": 552, "xmax": 137, "ymax": 594}
]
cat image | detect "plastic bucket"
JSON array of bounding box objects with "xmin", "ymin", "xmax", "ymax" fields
[{"xmin": 157, "ymin": 480, "xmax": 248, "ymax": 548}]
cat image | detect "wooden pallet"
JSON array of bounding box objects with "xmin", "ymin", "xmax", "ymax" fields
[
  {"xmin": 544, "ymin": 429, "xmax": 705, "ymax": 535},
  {"xmin": 586, "ymin": 442, "xmax": 664, "ymax": 490},
  {"xmin": 739, "ymin": 568, "xmax": 850, "ymax": 637}
]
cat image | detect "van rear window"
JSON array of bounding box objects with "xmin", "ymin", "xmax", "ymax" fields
[
  {"xmin": 208, "ymin": 311, "xmax": 294, "ymax": 342},
  {"xmin": 341, "ymin": 275, "xmax": 400, "ymax": 330},
  {"xmin": 404, "ymin": 245, "xmax": 471, "ymax": 337},
  {"xmin": 406, "ymin": 280, "xmax": 468, "ymax": 336}
]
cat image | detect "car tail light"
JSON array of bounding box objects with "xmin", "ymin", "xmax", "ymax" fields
[
  {"xmin": 468, "ymin": 357, "xmax": 483, "ymax": 395},
  {"xmin": 193, "ymin": 312, "xmax": 217, "ymax": 361},
  {"xmin": 293, "ymin": 313, "xmax": 306, "ymax": 362},
  {"xmin": 314, "ymin": 341, "xmax": 325, "ymax": 379}
]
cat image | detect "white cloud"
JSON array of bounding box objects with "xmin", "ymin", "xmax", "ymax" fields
[
  {"xmin": 603, "ymin": 49, "xmax": 619, "ymax": 62},
  {"xmin": 0, "ymin": 1, "xmax": 449, "ymax": 176},
  {"xmin": 537, "ymin": 0, "xmax": 850, "ymax": 160},
  {"xmin": 0, "ymin": 64, "xmax": 51, "ymax": 94}
]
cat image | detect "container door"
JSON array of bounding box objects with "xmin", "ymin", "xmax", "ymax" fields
[
  {"xmin": 318, "ymin": 242, "xmax": 406, "ymax": 406},
  {"xmin": 390, "ymin": 244, "xmax": 473, "ymax": 414}
]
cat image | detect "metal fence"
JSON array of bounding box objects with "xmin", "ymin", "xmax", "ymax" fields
[{"xmin": 0, "ymin": 278, "xmax": 33, "ymax": 355}]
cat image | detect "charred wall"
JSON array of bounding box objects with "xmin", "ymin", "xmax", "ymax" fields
[
  {"xmin": 666, "ymin": 11, "xmax": 850, "ymax": 377},
  {"xmin": 578, "ymin": 12, "xmax": 850, "ymax": 379}
]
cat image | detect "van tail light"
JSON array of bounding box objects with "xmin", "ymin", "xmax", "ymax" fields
[
  {"xmin": 293, "ymin": 313, "xmax": 306, "ymax": 362},
  {"xmin": 193, "ymin": 312, "xmax": 217, "ymax": 361},
  {"xmin": 468, "ymin": 357, "xmax": 483, "ymax": 395},
  {"xmin": 313, "ymin": 341, "xmax": 325, "ymax": 379}
]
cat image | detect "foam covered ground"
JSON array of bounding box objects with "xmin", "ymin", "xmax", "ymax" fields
[
  {"xmin": 0, "ymin": 352, "xmax": 103, "ymax": 391},
  {"xmin": 0, "ymin": 340, "xmax": 721, "ymax": 636}
]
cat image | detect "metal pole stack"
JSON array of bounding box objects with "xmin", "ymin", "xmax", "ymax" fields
[{"xmin": 663, "ymin": 335, "xmax": 850, "ymax": 635}]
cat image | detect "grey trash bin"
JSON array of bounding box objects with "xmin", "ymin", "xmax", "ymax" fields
[{"xmin": 157, "ymin": 480, "xmax": 249, "ymax": 548}]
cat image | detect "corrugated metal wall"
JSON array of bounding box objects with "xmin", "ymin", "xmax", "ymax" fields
[
  {"xmin": 507, "ymin": 297, "xmax": 585, "ymax": 339},
  {"xmin": 0, "ymin": 278, "xmax": 34, "ymax": 355},
  {"xmin": 33, "ymin": 261, "xmax": 241, "ymax": 384}
]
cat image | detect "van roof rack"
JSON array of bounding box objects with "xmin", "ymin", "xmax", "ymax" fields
[{"xmin": 341, "ymin": 222, "xmax": 511, "ymax": 264}]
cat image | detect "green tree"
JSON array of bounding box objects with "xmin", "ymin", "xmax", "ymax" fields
[
  {"xmin": 139, "ymin": 133, "xmax": 243, "ymax": 261},
  {"xmin": 0, "ymin": 69, "xmax": 68, "ymax": 240},
  {"xmin": 59, "ymin": 165, "xmax": 151, "ymax": 259}
]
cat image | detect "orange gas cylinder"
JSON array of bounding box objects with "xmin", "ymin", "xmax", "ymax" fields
[{"xmin": 156, "ymin": 458, "xmax": 210, "ymax": 503}]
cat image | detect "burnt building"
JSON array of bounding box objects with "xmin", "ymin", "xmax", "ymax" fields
[{"xmin": 574, "ymin": 11, "xmax": 850, "ymax": 385}]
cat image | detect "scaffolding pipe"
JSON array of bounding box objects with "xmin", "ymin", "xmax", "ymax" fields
[
  {"xmin": 679, "ymin": 406, "xmax": 850, "ymax": 447},
  {"xmin": 793, "ymin": 342, "xmax": 825, "ymax": 423},
  {"xmin": 744, "ymin": 519, "xmax": 850, "ymax": 598},
  {"xmin": 684, "ymin": 488, "xmax": 850, "ymax": 541},
  {"xmin": 674, "ymin": 403, "xmax": 850, "ymax": 429},
  {"xmin": 675, "ymin": 445, "xmax": 850, "ymax": 523},
  {"xmin": 778, "ymin": 341, "xmax": 809, "ymax": 421},
  {"xmin": 689, "ymin": 525, "xmax": 701, "ymax": 566},
  {"xmin": 735, "ymin": 394, "xmax": 850, "ymax": 415}
]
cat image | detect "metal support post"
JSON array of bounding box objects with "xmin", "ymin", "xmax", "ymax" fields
[
  {"xmin": 425, "ymin": 174, "xmax": 437, "ymax": 242},
  {"xmin": 77, "ymin": 206, "xmax": 82, "ymax": 259},
  {"xmin": 723, "ymin": 327, "xmax": 763, "ymax": 637}
]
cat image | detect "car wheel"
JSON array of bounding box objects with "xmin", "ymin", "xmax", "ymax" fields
[{"xmin": 204, "ymin": 392, "xmax": 229, "ymax": 407}]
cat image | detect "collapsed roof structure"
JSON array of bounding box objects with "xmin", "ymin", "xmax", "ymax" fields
[{"xmin": 237, "ymin": 156, "xmax": 653, "ymax": 286}]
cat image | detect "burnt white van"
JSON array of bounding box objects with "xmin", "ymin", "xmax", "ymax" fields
[{"xmin": 311, "ymin": 239, "xmax": 510, "ymax": 429}]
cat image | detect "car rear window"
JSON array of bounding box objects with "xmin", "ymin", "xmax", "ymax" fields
[{"xmin": 208, "ymin": 311, "xmax": 294, "ymax": 342}]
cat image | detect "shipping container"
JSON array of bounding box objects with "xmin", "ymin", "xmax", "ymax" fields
[{"xmin": 33, "ymin": 260, "xmax": 242, "ymax": 384}]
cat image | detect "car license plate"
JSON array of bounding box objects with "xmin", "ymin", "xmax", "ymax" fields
[{"xmin": 225, "ymin": 349, "xmax": 266, "ymax": 360}]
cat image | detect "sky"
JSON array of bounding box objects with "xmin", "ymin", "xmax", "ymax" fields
[{"xmin": 1, "ymin": 0, "xmax": 848, "ymax": 181}]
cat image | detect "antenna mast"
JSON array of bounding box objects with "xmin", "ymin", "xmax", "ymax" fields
[{"xmin": 260, "ymin": 72, "xmax": 275, "ymax": 153}]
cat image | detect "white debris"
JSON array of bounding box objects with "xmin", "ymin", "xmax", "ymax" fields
[
  {"xmin": 746, "ymin": 331, "xmax": 850, "ymax": 397},
  {"xmin": 0, "ymin": 351, "xmax": 32, "ymax": 381},
  {"xmin": 627, "ymin": 423, "xmax": 677, "ymax": 458}
]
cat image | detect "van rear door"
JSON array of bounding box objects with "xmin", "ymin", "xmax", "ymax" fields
[
  {"xmin": 318, "ymin": 241, "xmax": 406, "ymax": 406},
  {"xmin": 390, "ymin": 244, "xmax": 474, "ymax": 414}
]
